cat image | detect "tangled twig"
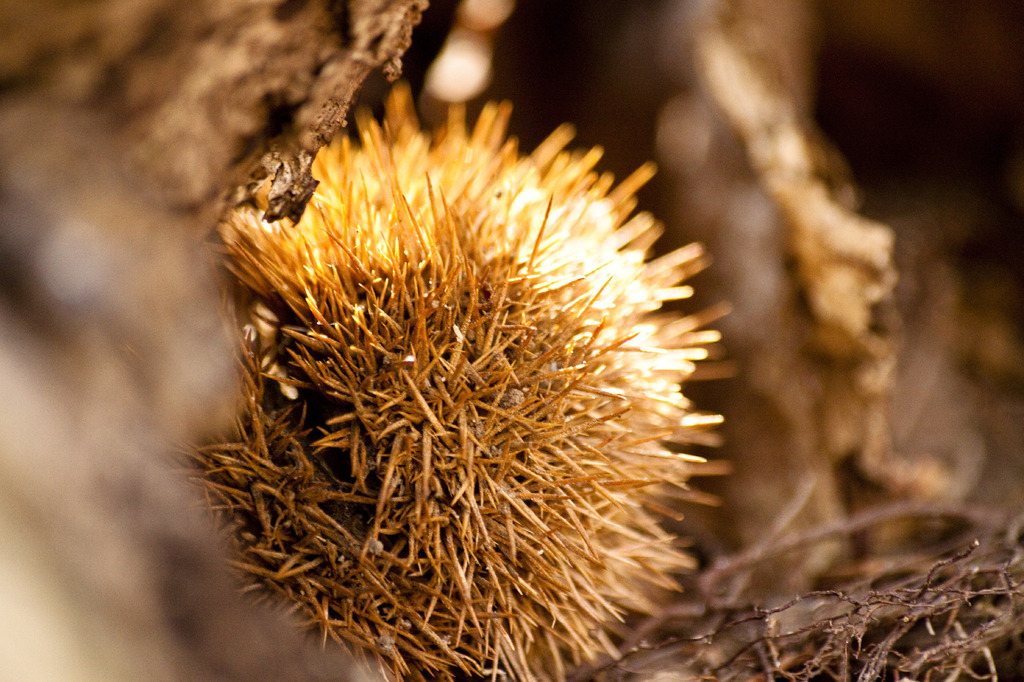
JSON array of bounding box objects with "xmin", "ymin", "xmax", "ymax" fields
[{"xmin": 571, "ymin": 504, "xmax": 1024, "ymax": 681}]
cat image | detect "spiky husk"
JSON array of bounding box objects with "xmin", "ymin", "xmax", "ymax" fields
[{"xmin": 196, "ymin": 87, "xmax": 720, "ymax": 681}]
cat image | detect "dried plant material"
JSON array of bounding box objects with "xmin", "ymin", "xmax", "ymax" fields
[
  {"xmin": 696, "ymin": 2, "xmax": 917, "ymax": 494},
  {"xmin": 697, "ymin": 5, "xmax": 896, "ymax": 359},
  {"xmin": 582, "ymin": 504, "xmax": 1024, "ymax": 681},
  {"xmin": 195, "ymin": 88, "xmax": 719, "ymax": 680}
]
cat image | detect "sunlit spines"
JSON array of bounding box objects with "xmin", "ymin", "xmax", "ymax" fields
[{"xmin": 199, "ymin": 85, "xmax": 721, "ymax": 681}]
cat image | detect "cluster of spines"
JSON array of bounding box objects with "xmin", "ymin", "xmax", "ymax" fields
[{"xmin": 198, "ymin": 86, "xmax": 720, "ymax": 680}]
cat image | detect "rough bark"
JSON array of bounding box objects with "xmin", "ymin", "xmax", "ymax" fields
[{"xmin": 2, "ymin": 0, "xmax": 426, "ymax": 221}]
